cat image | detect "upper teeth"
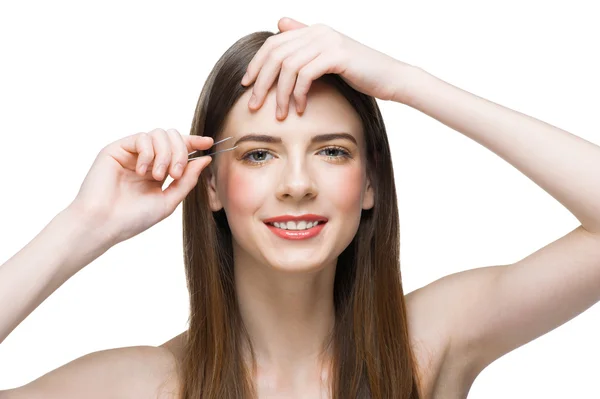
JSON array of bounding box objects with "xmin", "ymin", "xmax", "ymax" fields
[{"xmin": 272, "ymin": 221, "xmax": 321, "ymax": 230}]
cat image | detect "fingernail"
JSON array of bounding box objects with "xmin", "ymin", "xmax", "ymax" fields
[
  {"xmin": 173, "ymin": 163, "xmax": 183, "ymax": 174},
  {"xmin": 157, "ymin": 164, "xmax": 166, "ymax": 176},
  {"xmin": 249, "ymin": 93, "xmax": 257, "ymax": 107},
  {"xmin": 276, "ymin": 105, "xmax": 282, "ymax": 119},
  {"xmin": 241, "ymin": 72, "xmax": 249, "ymax": 84}
]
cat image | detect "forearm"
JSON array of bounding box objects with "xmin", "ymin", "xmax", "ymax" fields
[
  {"xmin": 0, "ymin": 207, "xmax": 112, "ymax": 344},
  {"xmin": 396, "ymin": 65, "xmax": 600, "ymax": 234}
]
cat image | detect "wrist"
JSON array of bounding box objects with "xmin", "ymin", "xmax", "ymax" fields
[
  {"xmin": 391, "ymin": 62, "xmax": 428, "ymax": 106},
  {"xmin": 56, "ymin": 205, "xmax": 115, "ymax": 257}
]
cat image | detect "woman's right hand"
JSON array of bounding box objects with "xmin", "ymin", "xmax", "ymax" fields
[{"xmin": 68, "ymin": 128, "xmax": 214, "ymax": 247}]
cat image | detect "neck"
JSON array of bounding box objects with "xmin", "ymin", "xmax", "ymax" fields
[{"xmin": 233, "ymin": 241, "xmax": 337, "ymax": 378}]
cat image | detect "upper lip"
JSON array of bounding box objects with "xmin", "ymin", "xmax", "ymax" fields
[{"xmin": 263, "ymin": 214, "xmax": 328, "ymax": 224}]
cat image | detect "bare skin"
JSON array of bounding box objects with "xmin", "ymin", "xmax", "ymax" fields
[
  {"xmin": 3, "ymin": 17, "xmax": 600, "ymax": 399},
  {"xmin": 0, "ymin": 287, "xmax": 471, "ymax": 399},
  {"xmin": 157, "ymin": 286, "xmax": 475, "ymax": 399}
]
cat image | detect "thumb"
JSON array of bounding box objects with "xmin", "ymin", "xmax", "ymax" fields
[
  {"xmin": 163, "ymin": 156, "xmax": 212, "ymax": 212},
  {"xmin": 278, "ymin": 17, "xmax": 307, "ymax": 32}
]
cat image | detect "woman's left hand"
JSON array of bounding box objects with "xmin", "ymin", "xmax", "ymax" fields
[{"xmin": 241, "ymin": 17, "xmax": 413, "ymax": 120}]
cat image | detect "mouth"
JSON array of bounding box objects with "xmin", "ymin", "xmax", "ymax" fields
[
  {"xmin": 264, "ymin": 220, "xmax": 326, "ymax": 230},
  {"xmin": 262, "ymin": 214, "xmax": 328, "ymax": 240},
  {"xmin": 262, "ymin": 214, "xmax": 328, "ymax": 229}
]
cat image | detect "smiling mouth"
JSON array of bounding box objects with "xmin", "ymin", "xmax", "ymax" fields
[
  {"xmin": 263, "ymin": 220, "xmax": 327, "ymax": 240},
  {"xmin": 264, "ymin": 221, "xmax": 326, "ymax": 231}
]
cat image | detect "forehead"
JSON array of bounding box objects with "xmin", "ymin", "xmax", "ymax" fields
[{"xmin": 222, "ymin": 80, "xmax": 363, "ymax": 144}]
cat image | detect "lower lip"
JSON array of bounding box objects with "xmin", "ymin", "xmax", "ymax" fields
[{"xmin": 265, "ymin": 222, "xmax": 326, "ymax": 240}]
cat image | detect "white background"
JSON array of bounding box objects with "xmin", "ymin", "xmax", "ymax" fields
[{"xmin": 1, "ymin": 1, "xmax": 599, "ymax": 397}]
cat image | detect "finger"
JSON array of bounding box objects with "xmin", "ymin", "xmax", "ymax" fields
[
  {"xmin": 294, "ymin": 53, "xmax": 334, "ymax": 114},
  {"xmin": 115, "ymin": 132, "xmax": 154, "ymax": 174},
  {"xmin": 278, "ymin": 17, "xmax": 308, "ymax": 32},
  {"xmin": 182, "ymin": 134, "xmax": 214, "ymax": 154},
  {"xmin": 166, "ymin": 129, "xmax": 189, "ymax": 179},
  {"xmin": 135, "ymin": 133, "xmax": 154, "ymax": 175},
  {"xmin": 276, "ymin": 44, "xmax": 321, "ymax": 120},
  {"xmin": 241, "ymin": 28, "xmax": 307, "ymax": 87},
  {"xmin": 249, "ymin": 37, "xmax": 312, "ymax": 111},
  {"xmin": 119, "ymin": 131, "xmax": 212, "ymax": 176},
  {"xmin": 163, "ymin": 156, "xmax": 212, "ymax": 214},
  {"xmin": 150, "ymin": 128, "xmax": 171, "ymax": 181},
  {"xmin": 114, "ymin": 132, "xmax": 147, "ymax": 171}
]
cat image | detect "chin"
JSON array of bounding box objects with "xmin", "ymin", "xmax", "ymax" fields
[{"xmin": 265, "ymin": 256, "xmax": 330, "ymax": 274}]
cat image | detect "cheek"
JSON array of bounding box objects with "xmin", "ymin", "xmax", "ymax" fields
[
  {"xmin": 223, "ymin": 166, "xmax": 268, "ymax": 218},
  {"xmin": 220, "ymin": 162, "xmax": 365, "ymax": 216},
  {"xmin": 318, "ymin": 164, "xmax": 365, "ymax": 212}
]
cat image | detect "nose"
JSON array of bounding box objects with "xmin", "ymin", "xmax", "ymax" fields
[{"xmin": 275, "ymin": 154, "xmax": 318, "ymax": 201}]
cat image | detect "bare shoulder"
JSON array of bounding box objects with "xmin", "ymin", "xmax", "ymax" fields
[
  {"xmin": 0, "ymin": 345, "xmax": 180, "ymax": 399},
  {"xmin": 148, "ymin": 278, "xmax": 479, "ymax": 399},
  {"xmin": 405, "ymin": 276, "xmax": 480, "ymax": 399},
  {"xmin": 158, "ymin": 288, "xmax": 477, "ymax": 399},
  {"xmin": 127, "ymin": 274, "xmax": 484, "ymax": 399},
  {"xmin": 160, "ymin": 331, "xmax": 188, "ymax": 361}
]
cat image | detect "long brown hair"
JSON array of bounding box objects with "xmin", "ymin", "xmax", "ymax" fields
[{"xmin": 178, "ymin": 29, "xmax": 423, "ymax": 399}]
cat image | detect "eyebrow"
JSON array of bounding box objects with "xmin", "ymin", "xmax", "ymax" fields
[{"xmin": 233, "ymin": 132, "xmax": 358, "ymax": 147}]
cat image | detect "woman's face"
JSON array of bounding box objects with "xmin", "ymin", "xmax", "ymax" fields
[{"xmin": 207, "ymin": 80, "xmax": 374, "ymax": 272}]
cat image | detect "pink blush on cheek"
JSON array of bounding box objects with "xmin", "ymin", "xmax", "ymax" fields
[
  {"xmin": 319, "ymin": 167, "xmax": 365, "ymax": 212},
  {"xmin": 225, "ymin": 169, "xmax": 266, "ymax": 215}
]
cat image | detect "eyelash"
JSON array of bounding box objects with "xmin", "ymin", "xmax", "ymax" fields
[{"xmin": 240, "ymin": 146, "xmax": 352, "ymax": 166}]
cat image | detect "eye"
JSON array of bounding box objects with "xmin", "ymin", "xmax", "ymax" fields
[
  {"xmin": 318, "ymin": 146, "xmax": 352, "ymax": 160},
  {"xmin": 239, "ymin": 146, "xmax": 352, "ymax": 166},
  {"xmin": 240, "ymin": 149, "xmax": 274, "ymax": 165}
]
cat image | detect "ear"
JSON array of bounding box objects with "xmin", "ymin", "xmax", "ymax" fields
[
  {"xmin": 362, "ymin": 176, "xmax": 374, "ymax": 210},
  {"xmin": 205, "ymin": 164, "xmax": 223, "ymax": 212}
]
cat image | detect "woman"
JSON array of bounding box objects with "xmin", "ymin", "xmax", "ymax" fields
[{"xmin": 1, "ymin": 17, "xmax": 600, "ymax": 399}]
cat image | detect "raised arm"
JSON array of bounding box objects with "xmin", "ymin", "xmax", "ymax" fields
[
  {"xmin": 0, "ymin": 129, "xmax": 213, "ymax": 395},
  {"xmin": 0, "ymin": 207, "xmax": 110, "ymax": 344},
  {"xmin": 203, "ymin": 16, "xmax": 600, "ymax": 389},
  {"xmin": 1, "ymin": 129, "xmax": 213, "ymax": 345},
  {"xmin": 399, "ymin": 65, "xmax": 600, "ymax": 378}
]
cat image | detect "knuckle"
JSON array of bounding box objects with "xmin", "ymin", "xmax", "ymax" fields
[
  {"xmin": 281, "ymin": 57, "xmax": 296, "ymax": 71},
  {"xmin": 156, "ymin": 159, "xmax": 170, "ymax": 169},
  {"xmin": 314, "ymin": 23, "xmax": 329, "ymax": 32},
  {"xmin": 331, "ymin": 32, "xmax": 343, "ymax": 47},
  {"xmin": 142, "ymin": 141, "xmax": 155, "ymax": 153},
  {"xmin": 167, "ymin": 129, "xmax": 185, "ymax": 146},
  {"xmin": 293, "ymin": 90, "xmax": 303, "ymax": 104},
  {"xmin": 138, "ymin": 149, "xmax": 151, "ymax": 159},
  {"xmin": 267, "ymin": 50, "xmax": 284, "ymax": 64},
  {"xmin": 137, "ymin": 132, "xmax": 150, "ymax": 144},
  {"xmin": 99, "ymin": 144, "xmax": 111, "ymax": 156},
  {"xmin": 264, "ymin": 35, "xmax": 278, "ymax": 48},
  {"xmin": 297, "ymin": 68, "xmax": 310, "ymax": 83},
  {"xmin": 150, "ymin": 128, "xmax": 167, "ymax": 135},
  {"xmin": 293, "ymin": 86, "xmax": 303, "ymax": 99},
  {"xmin": 174, "ymin": 151, "xmax": 187, "ymax": 164},
  {"xmin": 294, "ymin": 80, "xmax": 310, "ymax": 96},
  {"xmin": 151, "ymin": 131, "xmax": 168, "ymax": 146},
  {"xmin": 140, "ymin": 140, "xmax": 153, "ymax": 152},
  {"xmin": 157, "ymin": 150, "xmax": 172, "ymax": 164},
  {"xmin": 277, "ymin": 95, "xmax": 288, "ymax": 108}
]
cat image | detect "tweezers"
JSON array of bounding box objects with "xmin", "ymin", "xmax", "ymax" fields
[{"xmin": 188, "ymin": 136, "xmax": 238, "ymax": 162}]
